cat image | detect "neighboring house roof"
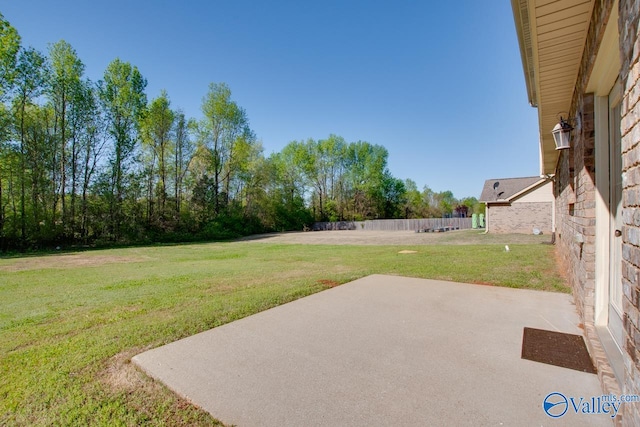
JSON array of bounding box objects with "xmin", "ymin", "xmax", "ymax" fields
[
  {"xmin": 479, "ymin": 176, "xmax": 547, "ymax": 203},
  {"xmin": 511, "ymin": 0, "xmax": 596, "ymax": 176}
]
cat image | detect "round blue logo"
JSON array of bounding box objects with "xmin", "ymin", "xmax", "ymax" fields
[{"xmin": 543, "ymin": 392, "xmax": 568, "ymax": 418}]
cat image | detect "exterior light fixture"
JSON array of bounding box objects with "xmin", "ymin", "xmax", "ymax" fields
[{"xmin": 551, "ymin": 116, "xmax": 573, "ymax": 150}]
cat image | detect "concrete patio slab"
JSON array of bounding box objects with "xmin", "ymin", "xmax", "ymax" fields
[{"xmin": 133, "ymin": 275, "xmax": 611, "ymax": 426}]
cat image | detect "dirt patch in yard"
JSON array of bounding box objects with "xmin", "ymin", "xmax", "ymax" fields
[
  {"xmin": 470, "ymin": 281, "xmax": 496, "ymax": 287},
  {"xmin": 100, "ymin": 348, "xmax": 222, "ymax": 425},
  {"xmin": 236, "ymin": 229, "xmax": 552, "ymax": 246},
  {"xmin": 0, "ymin": 253, "xmax": 152, "ymax": 272},
  {"xmin": 101, "ymin": 348, "xmax": 150, "ymax": 394},
  {"xmin": 317, "ymin": 279, "xmax": 340, "ymax": 288}
]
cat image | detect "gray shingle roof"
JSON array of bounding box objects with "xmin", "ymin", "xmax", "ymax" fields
[{"xmin": 479, "ymin": 176, "xmax": 544, "ymax": 203}]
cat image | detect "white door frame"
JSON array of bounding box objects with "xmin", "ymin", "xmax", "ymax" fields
[{"xmin": 594, "ymin": 79, "xmax": 624, "ymax": 383}]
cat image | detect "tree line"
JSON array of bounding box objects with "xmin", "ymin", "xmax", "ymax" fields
[{"xmin": 0, "ymin": 14, "xmax": 481, "ymax": 251}]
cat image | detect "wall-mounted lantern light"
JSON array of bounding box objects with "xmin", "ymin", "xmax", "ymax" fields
[{"xmin": 551, "ymin": 117, "xmax": 573, "ymax": 150}]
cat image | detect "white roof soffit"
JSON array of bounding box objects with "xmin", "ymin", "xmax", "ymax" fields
[{"xmin": 511, "ymin": 0, "xmax": 595, "ymax": 175}]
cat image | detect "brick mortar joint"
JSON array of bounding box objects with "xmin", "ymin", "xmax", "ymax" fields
[
  {"xmin": 620, "ymin": 119, "xmax": 640, "ymax": 141},
  {"xmin": 622, "ymin": 67, "xmax": 640, "ymax": 98},
  {"xmin": 626, "ymin": 52, "xmax": 640, "ymax": 79},
  {"xmin": 621, "ymin": 104, "xmax": 640, "ymax": 124},
  {"xmin": 623, "ymin": 160, "xmax": 640, "ymax": 170}
]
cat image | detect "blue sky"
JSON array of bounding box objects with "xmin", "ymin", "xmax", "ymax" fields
[{"xmin": 2, "ymin": 1, "xmax": 540, "ymax": 199}]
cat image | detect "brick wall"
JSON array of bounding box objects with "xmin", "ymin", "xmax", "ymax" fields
[
  {"xmin": 555, "ymin": 0, "xmax": 612, "ymax": 336},
  {"xmin": 555, "ymin": 0, "xmax": 640, "ymax": 424},
  {"xmin": 619, "ymin": 0, "xmax": 640, "ymax": 423},
  {"xmin": 556, "ymin": 91, "xmax": 597, "ymax": 333},
  {"xmin": 487, "ymin": 202, "xmax": 552, "ymax": 234},
  {"xmin": 555, "ymin": 0, "xmax": 626, "ymax": 421}
]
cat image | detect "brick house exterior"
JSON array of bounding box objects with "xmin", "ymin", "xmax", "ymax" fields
[
  {"xmin": 479, "ymin": 176, "xmax": 554, "ymax": 234},
  {"xmin": 512, "ymin": 0, "xmax": 640, "ymax": 424}
]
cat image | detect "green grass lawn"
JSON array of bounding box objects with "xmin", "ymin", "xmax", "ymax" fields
[{"xmin": 0, "ymin": 241, "xmax": 567, "ymax": 426}]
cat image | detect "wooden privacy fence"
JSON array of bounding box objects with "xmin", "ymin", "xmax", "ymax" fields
[{"xmin": 313, "ymin": 218, "xmax": 473, "ymax": 231}]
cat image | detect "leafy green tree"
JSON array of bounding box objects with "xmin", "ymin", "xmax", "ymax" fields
[
  {"xmin": 460, "ymin": 196, "xmax": 484, "ymax": 215},
  {"xmin": 0, "ymin": 13, "xmax": 21, "ymax": 247},
  {"xmin": 271, "ymin": 141, "xmax": 308, "ymax": 207},
  {"xmin": 277, "ymin": 137, "xmax": 396, "ymax": 221},
  {"xmin": 73, "ymin": 79, "xmax": 107, "ymax": 241},
  {"xmin": 22, "ymin": 104, "xmax": 56, "ymax": 242},
  {"xmin": 48, "ymin": 40, "xmax": 85, "ymax": 235},
  {"xmin": 0, "ymin": 141, "xmax": 20, "ymax": 248},
  {"xmin": 343, "ymin": 141, "xmax": 388, "ymax": 220},
  {"xmin": 265, "ymin": 142, "xmax": 312, "ymax": 230},
  {"xmin": 0, "ymin": 12, "xmax": 20, "ymax": 102},
  {"xmin": 317, "ymin": 135, "xmax": 347, "ymax": 219},
  {"xmin": 380, "ymin": 173, "xmax": 406, "ymax": 218},
  {"xmin": 140, "ymin": 90, "xmax": 174, "ymax": 225},
  {"xmin": 197, "ymin": 82, "xmax": 253, "ymax": 216},
  {"xmin": 172, "ymin": 111, "xmax": 193, "ymax": 222},
  {"xmin": 277, "ymin": 139, "xmax": 319, "ymax": 217},
  {"xmin": 191, "ymin": 173, "xmax": 215, "ymax": 225},
  {"xmin": 403, "ymin": 178, "xmax": 424, "ymax": 218},
  {"xmin": 437, "ymin": 190, "xmax": 456, "ymax": 217},
  {"xmin": 420, "ymin": 186, "xmax": 439, "ymax": 217},
  {"xmin": 11, "ymin": 47, "xmax": 48, "ymax": 247},
  {"xmin": 291, "ymin": 136, "xmax": 347, "ymax": 221},
  {"xmin": 99, "ymin": 58, "xmax": 147, "ymax": 239},
  {"xmin": 229, "ymin": 137, "xmax": 263, "ymax": 203}
]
